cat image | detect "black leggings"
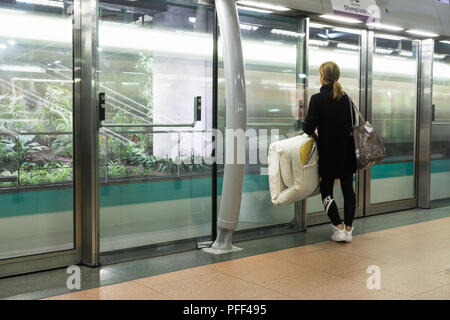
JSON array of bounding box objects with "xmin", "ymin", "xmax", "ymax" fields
[{"xmin": 320, "ymin": 174, "xmax": 356, "ymax": 227}]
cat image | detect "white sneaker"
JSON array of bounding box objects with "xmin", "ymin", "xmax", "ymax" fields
[
  {"xmin": 331, "ymin": 224, "xmax": 346, "ymax": 242},
  {"xmin": 345, "ymin": 226, "xmax": 354, "ymax": 243}
]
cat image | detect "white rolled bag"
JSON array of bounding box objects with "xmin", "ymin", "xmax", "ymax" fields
[{"xmin": 268, "ymin": 133, "xmax": 320, "ymax": 205}]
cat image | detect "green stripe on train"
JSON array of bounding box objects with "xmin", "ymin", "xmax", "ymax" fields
[{"xmin": 0, "ymin": 160, "xmax": 449, "ymax": 218}]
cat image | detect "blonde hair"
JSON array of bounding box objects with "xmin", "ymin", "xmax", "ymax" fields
[{"xmin": 319, "ymin": 61, "xmax": 344, "ymax": 101}]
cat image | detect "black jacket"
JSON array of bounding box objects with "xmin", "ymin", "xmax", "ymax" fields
[{"xmin": 304, "ymin": 84, "xmax": 357, "ymax": 180}]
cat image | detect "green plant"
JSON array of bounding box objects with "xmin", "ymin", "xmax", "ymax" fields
[
  {"xmin": 125, "ymin": 143, "xmax": 156, "ymax": 168},
  {"xmin": 0, "ymin": 170, "xmax": 16, "ymax": 188},
  {"xmin": 0, "ymin": 95, "xmax": 30, "ymax": 132},
  {"xmin": 51, "ymin": 134, "xmax": 73, "ymax": 158},
  {"xmin": 173, "ymin": 154, "xmax": 207, "ymax": 173},
  {"xmin": 41, "ymin": 85, "xmax": 72, "ymax": 132},
  {"xmin": 0, "ymin": 135, "xmax": 48, "ymax": 170},
  {"xmin": 136, "ymin": 55, "xmax": 153, "ymax": 112},
  {"xmin": 153, "ymin": 157, "xmax": 179, "ymax": 174},
  {"xmin": 107, "ymin": 160, "xmax": 129, "ymax": 177},
  {"xmin": 20, "ymin": 166, "xmax": 72, "ymax": 185}
]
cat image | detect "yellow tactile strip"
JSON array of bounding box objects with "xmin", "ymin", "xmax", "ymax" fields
[{"xmin": 45, "ymin": 217, "xmax": 450, "ymax": 300}]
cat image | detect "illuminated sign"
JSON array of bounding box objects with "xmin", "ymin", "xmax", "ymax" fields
[{"xmin": 331, "ymin": 0, "xmax": 380, "ymax": 22}]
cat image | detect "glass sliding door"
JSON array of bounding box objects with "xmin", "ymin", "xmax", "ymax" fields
[
  {"xmin": 431, "ymin": 40, "xmax": 450, "ymax": 202},
  {"xmin": 0, "ymin": 1, "xmax": 74, "ymax": 260},
  {"xmin": 305, "ymin": 22, "xmax": 362, "ymax": 222},
  {"xmin": 216, "ymin": 9, "xmax": 306, "ymax": 232},
  {"xmin": 97, "ymin": 0, "xmax": 214, "ymax": 255},
  {"xmin": 368, "ymin": 34, "xmax": 419, "ymax": 208}
]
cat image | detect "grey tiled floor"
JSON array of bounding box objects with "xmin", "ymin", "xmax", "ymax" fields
[{"xmin": 1, "ymin": 205, "xmax": 449, "ymax": 300}]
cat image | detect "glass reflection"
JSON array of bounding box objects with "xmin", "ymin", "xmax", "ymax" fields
[
  {"xmin": 370, "ymin": 35, "xmax": 419, "ymax": 204},
  {"xmin": 97, "ymin": 1, "xmax": 214, "ymax": 253},
  {"xmin": 0, "ymin": 0, "xmax": 74, "ymax": 259},
  {"xmin": 218, "ymin": 10, "xmax": 305, "ymax": 231}
]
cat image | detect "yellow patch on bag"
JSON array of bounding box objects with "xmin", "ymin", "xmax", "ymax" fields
[{"xmin": 300, "ymin": 138, "xmax": 314, "ymax": 165}]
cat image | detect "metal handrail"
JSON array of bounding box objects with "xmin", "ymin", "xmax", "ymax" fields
[
  {"xmin": 431, "ymin": 122, "xmax": 450, "ymax": 125},
  {"xmin": 0, "ymin": 176, "xmax": 17, "ymax": 182},
  {"xmin": 0, "ymin": 79, "xmax": 71, "ymax": 117},
  {"xmin": 17, "ymin": 131, "xmax": 72, "ymax": 136},
  {"xmin": 247, "ymin": 122, "xmax": 297, "ymax": 127},
  {"xmin": 101, "ymin": 122, "xmax": 196, "ymax": 128},
  {"xmin": 99, "ymin": 129, "xmax": 207, "ymax": 134},
  {"xmin": 0, "ymin": 127, "xmax": 19, "ymax": 139},
  {"xmin": 101, "ymin": 122, "xmax": 297, "ymax": 128}
]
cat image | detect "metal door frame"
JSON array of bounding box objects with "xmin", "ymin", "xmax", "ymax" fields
[
  {"xmin": 0, "ymin": 0, "xmax": 85, "ymax": 278},
  {"xmin": 422, "ymin": 38, "xmax": 450, "ymax": 209},
  {"xmin": 417, "ymin": 39, "xmax": 434, "ymax": 209}
]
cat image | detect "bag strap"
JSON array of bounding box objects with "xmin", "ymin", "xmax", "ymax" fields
[{"xmin": 347, "ymin": 94, "xmax": 366, "ymax": 126}]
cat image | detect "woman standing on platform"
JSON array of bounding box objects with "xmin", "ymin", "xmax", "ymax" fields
[{"xmin": 304, "ymin": 61, "xmax": 357, "ymax": 243}]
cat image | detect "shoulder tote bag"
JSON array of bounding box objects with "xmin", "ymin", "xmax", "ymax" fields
[{"xmin": 349, "ymin": 97, "xmax": 387, "ymax": 170}]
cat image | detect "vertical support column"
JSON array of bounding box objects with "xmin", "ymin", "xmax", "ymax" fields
[
  {"xmin": 364, "ymin": 31, "xmax": 374, "ymax": 210},
  {"xmin": 357, "ymin": 29, "xmax": 369, "ymax": 217},
  {"xmin": 417, "ymin": 39, "xmax": 434, "ymax": 209},
  {"xmin": 295, "ymin": 16, "xmax": 308, "ymax": 232},
  {"xmin": 211, "ymin": 8, "xmax": 218, "ymax": 242},
  {"xmin": 79, "ymin": 0, "xmax": 99, "ymax": 266},
  {"xmin": 207, "ymin": 0, "xmax": 246, "ymax": 253},
  {"xmin": 73, "ymin": 0, "xmax": 82, "ymax": 263}
]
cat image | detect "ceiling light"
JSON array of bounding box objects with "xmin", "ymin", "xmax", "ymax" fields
[
  {"xmin": 188, "ymin": 17, "xmax": 196, "ymax": 23},
  {"xmin": 337, "ymin": 43, "xmax": 360, "ymax": 51},
  {"xmin": 366, "ymin": 22, "xmax": 404, "ymax": 31},
  {"xmin": 271, "ymin": 29, "xmax": 304, "ymax": 38},
  {"xmin": 0, "ymin": 65, "xmax": 46, "ymax": 73},
  {"xmin": 406, "ymin": 29, "xmax": 439, "ymax": 37},
  {"xmin": 309, "ymin": 22, "xmax": 334, "ymax": 29},
  {"xmin": 263, "ymin": 40, "xmax": 283, "ymax": 45},
  {"xmin": 268, "ymin": 108, "xmax": 280, "ymax": 113},
  {"xmin": 434, "ymin": 54, "xmax": 446, "ymax": 59},
  {"xmin": 17, "ymin": 0, "xmax": 64, "ymax": 8},
  {"xmin": 0, "ymin": 44, "xmax": 7, "ymax": 49},
  {"xmin": 439, "ymin": 40, "xmax": 450, "ymax": 45},
  {"xmin": 399, "ymin": 50, "xmax": 413, "ymax": 57},
  {"xmin": 236, "ymin": 5, "xmax": 272, "ymax": 14},
  {"xmin": 7, "ymin": 40, "xmax": 16, "ymax": 46},
  {"xmin": 375, "ymin": 48, "xmax": 394, "ymax": 55},
  {"xmin": 319, "ymin": 14, "xmax": 362, "ymax": 24},
  {"xmin": 332, "ymin": 26, "xmax": 362, "ymax": 35},
  {"xmin": 309, "ymin": 39, "xmax": 329, "ymax": 47},
  {"xmin": 240, "ymin": 24, "xmax": 258, "ymax": 31},
  {"xmin": 237, "ymin": 1, "xmax": 290, "ymax": 11},
  {"xmin": 374, "ymin": 33, "xmax": 408, "ymax": 41}
]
